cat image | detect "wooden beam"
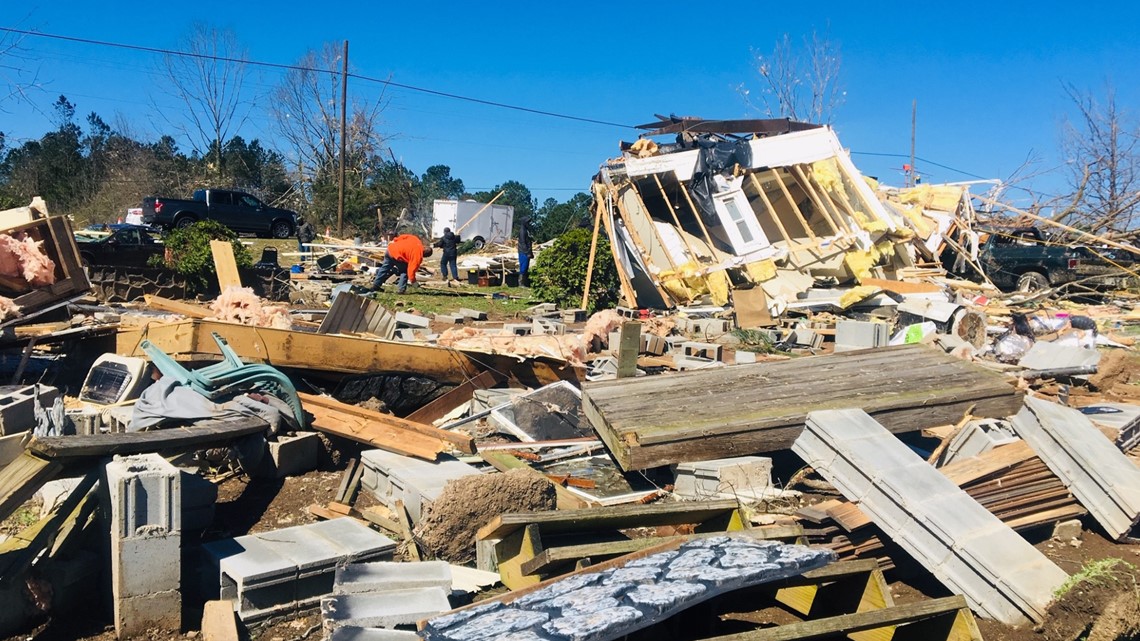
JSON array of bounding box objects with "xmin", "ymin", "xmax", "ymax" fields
[
  {"xmin": 0, "ymin": 451, "xmax": 61, "ymax": 523},
  {"xmin": 704, "ymin": 596, "xmax": 977, "ymax": 641},
  {"xmin": 143, "ymin": 295, "xmax": 212, "ymax": 318},
  {"xmin": 768, "ymin": 169, "xmax": 817, "ymax": 241},
  {"xmin": 581, "ymin": 199, "xmax": 605, "ymax": 311},
  {"xmin": 200, "ymin": 600, "xmax": 240, "ymax": 641},
  {"xmin": 747, "ymin": 172, "xmax": 794, "ymax": 244},
  {"xmin": 209, "ymin": 240, "xmax": 242, "ymax": 290},
  {"xmin": 599, "ymin": 191, "xmax": 641, "ymax": 307},
  {"xmin": 28, "ymin": 416, "xmax": 269, "ymax": 460},
  {"xmin": 476, "ymin": 498, "xmax": 743, "ymax": 541},
  {"xmin": 300, "ymin": 392, "xmax": 474, "ymax": 454},
  {"xmin": 405, "ymin": 370, "xmax": 504, "ymax": 425},
  {"xmin": 607, "ymin": 186, "xmax": 673, "ymax": 306},
  {"xmin": 118, "ymin": 319, "xmax": 579, "ymax": 387},
  {"xmin": 790, "ymin": 165, "xmax": 844, "ymax": 235}
]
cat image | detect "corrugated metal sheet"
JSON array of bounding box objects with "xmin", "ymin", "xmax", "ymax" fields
[{"xmin": 317, "ymin": 292, "xmax": 396, "ymax": 340}]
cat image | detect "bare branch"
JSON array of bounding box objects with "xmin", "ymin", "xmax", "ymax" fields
[{"xmin": 741, "ymin": 29, "xmax": 844, "ymax": 124}]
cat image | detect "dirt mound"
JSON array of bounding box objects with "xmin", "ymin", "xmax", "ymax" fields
[
  {"xmin": 1038, "ymin": 559, "xmax": 1140, "ymax": 641},
  {"xmin": 415, "ymin": 468, "xmax": 556, "ymax": 564}
]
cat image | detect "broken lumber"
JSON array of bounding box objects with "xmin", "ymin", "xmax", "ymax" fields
[
  {"xmin": 405, "ymin": 370, "xmax": 504, "ymax": 425},
  {"xmin": 793, "ymin": 408, "xmax": 1066, "ymax": 625},
  {"xmin": 300, "ymin": 392, "xmax": 473, "ymax": 456},
  {"xmin": 143, "ymin": 294, "xmax": 212, "ymax": 318},
  {"xmin": 27, "ymin": 415, "xmax": 270, "ymax": 460},
  {"xmin": 209, "ymin": 240, "xmax": 242, "ymax": 290},
  {"xmin": 200, "ymin": 600, "xmax": 240, "ymax": 641},
  {"xmin": 583, "ymin": 344, "xmax": 1025, "ymax": 470},
  {"xmin": 1012, "ymin": 397, "xmax": 1140, "ymax": 541}
]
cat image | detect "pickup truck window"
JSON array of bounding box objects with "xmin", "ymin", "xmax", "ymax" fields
[
  {"xmin": 211, "ymin": 191, "xmax": 234, "ymax": 206},
  {"xmin": 239, "ymin": 194, "xmax": 261, "ymax": 208}
]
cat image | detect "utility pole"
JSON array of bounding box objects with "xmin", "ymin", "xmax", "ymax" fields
[
  {"xmin": 908, "ymin": 99, "xmax": 917, "ymax": 188},
  {"xmin": 337, "ymin": 40, "xmax": 349, "ymax": 238}
]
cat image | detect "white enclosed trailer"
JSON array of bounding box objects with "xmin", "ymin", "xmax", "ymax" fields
[{"xmin": 431, "ymin": 199, "xmax": 514, "ymax": 249}]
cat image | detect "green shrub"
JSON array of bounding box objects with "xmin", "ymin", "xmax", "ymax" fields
[
  {"xmin": 153, "ymin": 220, "xmax": 252, "ymax": 292},
  {"xmin": 530, "ymin": 227, "xmax": 619, "ymax": 313}
]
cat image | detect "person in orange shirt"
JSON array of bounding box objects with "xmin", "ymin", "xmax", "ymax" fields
[{"xmin": 370, "ymin": 234, "xmax": 432, "ymax": 294}]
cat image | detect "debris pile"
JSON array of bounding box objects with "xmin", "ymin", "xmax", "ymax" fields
[{"xmin": 0, "ymin": 128, "xmax": 1138, "ymax": 641}]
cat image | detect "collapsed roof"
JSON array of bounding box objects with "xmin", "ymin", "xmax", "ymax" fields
[{"xmin": 593, "ymin": 117, "xmax": 915, "ymax": 320}]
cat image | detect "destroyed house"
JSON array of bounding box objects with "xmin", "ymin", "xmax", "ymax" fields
[{"xmin": 594, "ymin": 116, "xmax": 913, "ymax": 316}]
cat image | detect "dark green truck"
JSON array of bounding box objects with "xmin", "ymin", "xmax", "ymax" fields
[{"xmin": 970, "ymin": 226, "xmax": 1136, "ymax": 293}]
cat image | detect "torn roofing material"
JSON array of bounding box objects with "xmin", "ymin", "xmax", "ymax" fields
[{"xmin": 594, "ymin": 119, "xmax": 913, "ymax": 316}]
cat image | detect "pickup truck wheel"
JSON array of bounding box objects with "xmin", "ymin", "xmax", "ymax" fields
[
  {"xmin": 1017, "ymin": 271, "xmax": 1050, "ymax": 293},
  {"xmin": 271, "ymin": 220, "xmax": 294, "ymax": 239},
  {"xmin": 472, "ymin": 237, "xmax": 486, "ymax": 251},
  {"xmin": 174, "ymin": 216, "xmax": 197, "ymax": 230}
]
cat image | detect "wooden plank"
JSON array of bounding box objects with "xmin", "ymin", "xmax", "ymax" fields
[
  {"xmin": 0, "ymin": 451, "xmax": 62, "ymax": 523},
  {"xmin": 118, "ymin": 319, "xmax": 579, "ymax": 387},
  {"xmin": 0, "ymin": 471, "xmax": 97, "ymax": 581},
  {"xmin": 27, "ymin": 415, "xmax": 269, "ymax": 460},
  {"xmin": 859, "ymin": 278, "xmax": 945, "ymax": 295},
  {"xmin": 306, "ymin": 405, "xmax": 445, "ymax": 461},
  {"xmin": 209, "ymin": 240, "xmax": 243, "ymax": 290},
  {"xmin": 143, "ymin": 295, "xmax": 212, "ymax": 318},
  {"xmin": 300, "ymin": 392, "xmax": 474, "ymax": 455},
  {"xmin": 395, "ymin": 499, "xmax": 422, "ymax": 562},
  {"xmin": 476, "ymin": 498, "xmax": 743, "ymax": 541},
  {"xmin": 583, "ymin": 344, "xmax": 1024, "ymax": 470},
  {"xmin": 707, "ymin": 596, "xmax": 976, "ymax": 641},
  {"xmin": 405, "ymin": 370, "xmax": 503, "ymax": 425},
  {"xmin": 201, "ymin": 600, "xmax": 240, "ymax": 641}
]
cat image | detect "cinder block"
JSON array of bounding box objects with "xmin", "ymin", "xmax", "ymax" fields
[
  {"xmin": 116, "ymin": 590, "xmax": 182, "ymax": 637},
  {"xmin": 394, "ymin": 328, "xmax": 418, "ymax": 341},
  {"xmin": 433, "ymin": 314, "xmax": 465, "ymax": 324},
  {"xmin": 502, "ymin": 323, "xmax": 533, "ymax": 336},
  {"xmin": 674, "ymin": 355, "xmax": 723, "ymax": 371},
  {"xmin": 458, "ymin": 308, "xmax": 488, "ymax": 321},
  {"xmin": 394, "ymin": 312, "xmax": 430, "ymax": 329},
  {"xmin": 114, "ymin": 533, "xmax": 182, "ymax": 596},
  {"xmin": 642, "ymin": 334, "xmax": 667, "ymax": 356},
  {"xmin": 334, "ymin": 560, "xmax": 452, "ymax": 594},
  {"xmin": 321, "ymin": 587, "xmax": 451, "ymax": 630},
  {"xmin": 531, "ymin": 318, "xmax": 565, "ymax": 335},
  {"xmin": 561, "ymin": 309, "xmax": 587, "ymax": 323},
  {"xmin": 105, "ymin": 453, "xmax": 181, "ymax": 539},
  {"xmin": 330, "ymin": 628, "xmax": 422, "ymax": 641},
  {"xmin": 258, "ymin": 432, "xmax": 320, "ymax": 478},
  {"xmin": 615, "ymin": 307, "xmax": 639, "ymax": 319},
  {"xmin": 682, "ymin": 341, "xmax": 722, "ymax": 361},
  {"xmin": 0, "ymin": 384, "xmax": 59, "ymax": 435},
  {"xmin": 359, "ymin": 450, "xmax": 481, "ymax": 523},
  {"xmin": 663, "ymin": 335, "xmax": 688, "ymax": 353},
  {"xmin": 734, "ymin": 350, "xmax": 758, "ymax": 364}
]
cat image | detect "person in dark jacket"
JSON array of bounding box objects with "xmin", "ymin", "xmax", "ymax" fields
[
  {"xmin": 517, "ymin": 217, "xmax": 534, "ymax": 287},
  {"xmin": 297, "ymin": 218, "xmax": 316, "ymax": 254},
  {"xmin": 434, "ymin": 227, "xmax": 460, "ymax": 283}
]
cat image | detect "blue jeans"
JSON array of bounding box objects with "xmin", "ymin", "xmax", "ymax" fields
[
  {"xmin": 518, "ymin": 251, "xmax": 531, "ymax": 276},
  {"xmin": 441, "ymin": 253, "xmax": 458, "ymax": 280},
  {"xmin": 371, "ymin": 253, "xmax": 409, "ymax": 292}
]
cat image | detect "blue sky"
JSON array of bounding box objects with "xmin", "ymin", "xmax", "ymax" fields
[{"xmin": 2, "ymin": 1, "xmax": 1138, "ymax": 208}]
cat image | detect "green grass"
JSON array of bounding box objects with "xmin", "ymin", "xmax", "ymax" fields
[
  {"xmin": 369, "ymin": 286, "xmax": 536, "ymax": 318},
  {"xmin": 1054, "ymin": 558, "xmax": 1138, "ymax": 599}
]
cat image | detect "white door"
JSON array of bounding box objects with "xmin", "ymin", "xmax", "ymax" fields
[{"xmin": 713, "ymin": 189, "xmax": 769, "ymax": 255}]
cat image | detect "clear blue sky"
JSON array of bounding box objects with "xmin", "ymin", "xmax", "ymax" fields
[{"xmin": 2, "ymin": 1, "xmax": 1138, "ymax": 208}]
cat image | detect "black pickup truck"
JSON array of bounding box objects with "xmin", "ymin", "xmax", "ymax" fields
[
  {"xmin": 967, "ymin": 226, "xmax": 1136, "ymax": 293},
  {"xmin": 142, "ymin": 188, "xmax": 298, "ymax": 238}
]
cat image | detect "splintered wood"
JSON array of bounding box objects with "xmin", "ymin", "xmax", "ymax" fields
[
  {"xmin": 583, "ymin": 344, "xmax": 1025, "ymax": 470},
  {"xmin": 300, "ymin": 392, "xmax": 474, "ymax": 460}
]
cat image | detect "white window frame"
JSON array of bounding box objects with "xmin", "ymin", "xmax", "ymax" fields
[{"xmin": 712, "ymin": 189, "xmax": 769, "ymax": 255}]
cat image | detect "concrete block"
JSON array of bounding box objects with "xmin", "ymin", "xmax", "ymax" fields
[
  {"xmin": 394, "ymin": 312, "xmax": 430, "ymax": 329},
  {"xmin": 615, "ymin": 306, "xmax": 640, "ymax": 319},
  {"xmin": 105, "ymin": 453, "xmax": 181, "ymax": 539},
  {"xmin": 674, "ymin": 457, "xmax": 773, "ymax": 501},
  {"xmin": 734, "ymin": 350, "xmax": 758, "ymax": 365},
  {"xmin": 334, "ymin": 560, "xmax": 452, "ymax": 595},
  {"xmin": 1052, "ymin": 519, "xmax": 1083, "ymax": 541},
  {"xmin": 433, "ymin": 314, "xmax": 465, "ymax": 324},
  {"xmin": 663, "ymin": 335, "xmax": 688, "ymax": 353},
  {"xmin": 458, "ymin": 308, "xmax": 488, "ymax": 321},
  {"xmin": 503, "ymin": 323, "xmax": 533, "ymax": 336},
  {"xmin": 642, "ymin": 334, "xmax": 667, "ymax": 356},
  {"xmin": 673, "ymin": 355, "xmax": 723, "ymax": 371},
  {"xmin": 834, "ymin": 321, "xmax": 888, "ymax": 352},
  {"xmin": 681, "ymin": 342, "xmax": 722, "ymax": 361},
  {"xmin": 258, "ymin": 431, "xmax": 320, "ymax": 478},
  {"xmin": 531, "ymin": 318, "xmax": 565, "ymax": 335},
  {"xmin": 561, "ymin": 309, "xmax": 588, "ymax": 323},
  {"xmin": 322, "ymin": 587, "xmax": 452, "ymax": 630},
  {"xmin": 114, "ymin": 533, "xmax": 182, "ymax": 596},
  {"xmin": 116, "ymin": 590, "xmax": 182, "ymax": 637},
  {"xmin": 181, "ymin": 470, "xmax": 219, "ymax": 531},
  {"xmin": 359, "ymin": 450, "xmax": 481, "ymax": 523},
  {"xmin": 204, "ymin": 518, "xmax": 397, "ymax": 621},
  {"xmin": 0, "ymin": 384, "xmax": 59, "ymax": 435},
  {"xmin": 330, "ymin": 628, "xmax": 421, "ymax": 641},
  {"xmin": 394, "ymin": 328, "xmax": 418, "ymax": 341}
]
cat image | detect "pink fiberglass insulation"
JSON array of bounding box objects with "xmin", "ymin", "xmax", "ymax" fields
[
  {"xmin": 0, "ymin": 233, "xmax": 56, "ymax": 287},
  {"xmin": 209, "ymin": 286, "xmax": 293, "ymax": 329},
  {"xmin": 437, "ymin": 327, "xmax": 587, "ymax": 366},
  {"xmin": 0, "ymin": 296, "xmax": 21, "ymax": 320}
]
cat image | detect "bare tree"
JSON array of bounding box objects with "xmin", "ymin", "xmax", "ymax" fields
[
  {"xmin": 740, "ymin": 29, "xmax": 844, "ymax": 125},
  {"xmin": 270, "ymin": 43, "xmax": 387, "ymax": 210},
  {"xmin": 1058, "ymin": 81, "xmax": 1140, "ymax": 234},
  {"xmin": 157, "ymin": 23, "xmax": 248, "ymax": 177},
  {"xmin": 0, "ymin": 25, "xmax": 41, "ymax": 109}
]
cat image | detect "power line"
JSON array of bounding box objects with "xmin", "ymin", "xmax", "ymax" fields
[
  {"xmin": 0, "ymin": 26, "xmax": 636, "ymax": 130},
  {"xmin": 850, "ymin": 150, "xmax": 990, "ymax": 181}
]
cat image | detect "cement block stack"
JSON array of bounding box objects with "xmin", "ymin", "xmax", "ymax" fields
[{"xmin": 103, "ymin": 453, "xmax": 183, "ymax": 637}]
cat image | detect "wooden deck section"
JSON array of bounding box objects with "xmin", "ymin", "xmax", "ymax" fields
[{"xmin": 582, "ymin": 344, "xmax": 1024, "ymax": 470}]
